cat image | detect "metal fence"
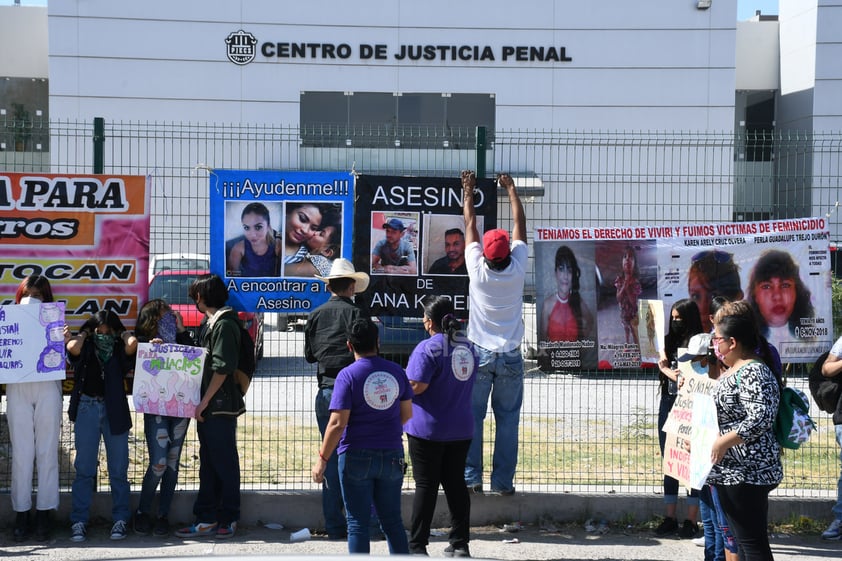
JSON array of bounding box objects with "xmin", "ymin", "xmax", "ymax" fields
[{"xmin": 1, "ymin": 120, "xmax": 841, "ymax": 500}]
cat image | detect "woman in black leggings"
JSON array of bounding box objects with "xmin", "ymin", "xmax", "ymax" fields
[{"xmin": 709, "ymin": 300, "xmax": 782, "ymax": 561}]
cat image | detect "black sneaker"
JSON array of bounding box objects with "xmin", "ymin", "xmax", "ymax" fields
[
  {"xmin": 678, "ymin": 519, "xmax": 699, "ymax": 539},
  {"xmin": 443, "ymin": 544, "xmax": 471, "ymax": 558},
  {"xmin": 153, "ymin": 516, "xmax": 170, "ymax": 537},
  {"xmin": 13, "ymin": 511, "xmax": 30, "ymax": 543},
  {"xmin": 654, "ymin": 516, "xmax": 678, "ymax": 536},
  {"xmin": 35, "ymin": 510, "xmax": 51, "ymax": 542},
  {"xmin": 133, "ymin": 511, "xmax": 152, "ymax": 535},
  {"xmin": 467, "ymin": 484, "xmax": 483, "ymax": 494}
]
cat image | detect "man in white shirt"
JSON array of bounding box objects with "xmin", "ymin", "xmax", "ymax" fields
[{"xmin": 461, "ymin": 170, "xmax": 527, "ymax": 496}]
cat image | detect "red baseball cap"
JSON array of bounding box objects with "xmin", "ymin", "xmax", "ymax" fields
[{"xmin": 482, "ymin": 229, "xmax": 511, "ymax": 262}]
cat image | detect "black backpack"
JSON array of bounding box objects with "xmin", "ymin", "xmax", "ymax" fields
[
  {"xmin": 234, "ymin": 324, "xmax": 256, "ymax": 395},
  {"xmin": 808, "ymin": 351, "xmax": 842, "ymax": 414}
]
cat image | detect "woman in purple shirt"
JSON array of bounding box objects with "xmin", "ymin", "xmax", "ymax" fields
[
  {"xmin": 404, "ymin": 296, "xmax": 478, "ymax": 558},
  {"xmin": 312, "ymin": 318, "xmax": 413, "ymax": 554}
]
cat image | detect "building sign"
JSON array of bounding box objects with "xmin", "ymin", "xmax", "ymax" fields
[
  {"xmin": 224, "ymin": 30, "xmax": 572, "ymax": 65},
  {"xmin": 534, "ymin": 217, "xmax": 832, "ymax": 369}
]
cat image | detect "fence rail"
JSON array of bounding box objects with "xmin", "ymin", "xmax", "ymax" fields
[{"xmin": 0, "ymin": 120, "xmax": 840, "ymax": 499}]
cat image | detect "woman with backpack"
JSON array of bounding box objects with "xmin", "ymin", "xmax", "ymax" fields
[{"xmin": 708, "ymin": 300, "xmax": 782, "ymax": 561}]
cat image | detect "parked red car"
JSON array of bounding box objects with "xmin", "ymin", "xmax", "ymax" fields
[{"xmin": 147, "ymin": 269, "xmax": 264, "ymax": 361}]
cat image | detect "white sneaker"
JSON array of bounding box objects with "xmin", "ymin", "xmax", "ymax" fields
[
  {"xmin": 692, "ymin": 536, "xmax": 706, "ymax": 547},
  {"xmin": 821, "ymin": 518, "xmax": 842, "ymax": 540}
]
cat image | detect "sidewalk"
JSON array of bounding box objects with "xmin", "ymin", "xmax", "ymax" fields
[{"xmin": 3, "ymin": 521, "xmax": 840, "ymax": 561}]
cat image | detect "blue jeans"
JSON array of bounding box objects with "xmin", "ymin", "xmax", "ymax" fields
[
  {"xmin": 71, "ymin": 396, "xmax": 130, "ymax": 524},
  {"xmin": 833, "ymin": 424, "xmax": 842, "ymax": 520},
  {"xmin": 465, "ymin": 346, "xmax": 523, "ymax": 493},
  {"xmin": 700, "ymin": 485, "xmax": 725, "ymax": 561},
  {"xmin": 316, "ymin": 388, "xmax": 346, "ymax": 537},
  {"xmin": 138, "ymin": 414, "xmax": 190, "ymax": 517},
  {"xmin": 339, "ymin": 448, "xmax": 408, "ymax": 554}
]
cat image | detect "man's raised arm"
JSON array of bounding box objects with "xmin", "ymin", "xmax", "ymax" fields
[
  {"xmin": 462, "ymin": 170, "xmax": 480, "ymax": 246},
  {"xmin": 499, "ymin": 173, "xmax": 526, "ymax": 243}
]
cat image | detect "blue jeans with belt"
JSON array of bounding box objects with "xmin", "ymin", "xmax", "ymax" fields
[
  {"xmin": 339, "ymin": 448, "xmax": 408, "ymax": 554},
  {"xmin": 71, "ymin": 395, "xmax": 130, "ymax": 524},
  {"xmin": 464, "ymin": 345, "xmax": 523, "ymax": 493}
]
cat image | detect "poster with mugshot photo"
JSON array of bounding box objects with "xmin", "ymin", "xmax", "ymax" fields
[{"xmin": 354, "ymin": 174, "xmax": 497, "ymax": 317}]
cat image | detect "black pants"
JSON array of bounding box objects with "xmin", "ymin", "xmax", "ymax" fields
[
  {"xmin": 194, "ymin": 415, "xmax": 240, "ymax": 525},
  {"xmin": 407, "ymin": 435, "xmax": 471, "ymax": 553},
  {"xmin": 714, "ymin": 482, "xmax": 777, "ymax": 561}
]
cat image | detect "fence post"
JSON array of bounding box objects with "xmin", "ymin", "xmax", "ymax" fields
[
  {"xmin": 475, "ymin": 126, "xmax": 486, "ymax": 179},
  {"xmin": 93, "ymin": 117, "xmax": 104, "ymax": 174}
]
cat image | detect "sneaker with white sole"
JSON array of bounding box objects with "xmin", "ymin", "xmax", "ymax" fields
[
  {"xmin": 70, "ymin": 521, "xmax": 87, "ymax": 543},
  {"xmin": 692, "ymin": 536, "xmax": 706, "ymax": 547},
  {"xmin": 821, "ymin": 518, "xmax": 842, "ymax": 540},
  {"xmin": 216, "ymin": 521, "xmax": 237, "ymax": 539},
  {"xmin": 175, "ymin": 521, "xmax": 218, "ymax": 538},
  {"xmin": 110, "ymin": 520, "xmax": 128, "ymax": 540}
]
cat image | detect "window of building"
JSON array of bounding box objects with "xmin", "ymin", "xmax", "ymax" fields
[{"xmin": 300, "ymin": 91, "xmax": 495, "ymax": 149}]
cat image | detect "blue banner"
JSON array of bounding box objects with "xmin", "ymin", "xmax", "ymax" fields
[{"xmin": 210, "ymin": 169, "xmax": 355, "ymax": 313}]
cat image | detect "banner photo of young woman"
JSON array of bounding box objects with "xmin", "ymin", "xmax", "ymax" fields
[
  {"xmin": 534, "ymin": 217, "xmax": 831, "ymax": 369},
  {"xmin": 354, "ymin": 175, "xmax": 497, "ymax": 317}
]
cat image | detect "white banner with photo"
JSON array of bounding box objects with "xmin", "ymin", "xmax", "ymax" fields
[{"xmin": 534, "ymin": 217, "xmax": 831, "ymax": 370}]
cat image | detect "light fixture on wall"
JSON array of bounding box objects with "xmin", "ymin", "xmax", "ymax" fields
[{"xmin": 696, "ymin": 0, "xmax": 711, "ymax": 9}]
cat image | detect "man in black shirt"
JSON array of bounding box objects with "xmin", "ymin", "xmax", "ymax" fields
[
  {"xmin": 427, "ymin": 228, "xmax": 467, "ymax": 275},
  {"xmin": 305, "ymin": 258, "xmax": 370, "ymax": 539}
]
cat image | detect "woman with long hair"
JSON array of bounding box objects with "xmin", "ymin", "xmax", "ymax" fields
[
  {"xmin": 541, "ymin": 245, "xmax": 594, "ymax": 342},
  {"xmin": 655, "ymin": 298, "xmax": 704, "ymax": 538},
  {"xmin": 132, "ymin": 299, "xmax": 195, "ymax": 537},
  {"xmin": 226, "ymin": 202, "xmax": 283, "ymax": 277},
  {"xmin": 404, "ymin": 296, "xmax": 478, "ymax": 557},
  {"xmin": 8, "ymin": 275, "xmax": 65, "ymax": 542}
]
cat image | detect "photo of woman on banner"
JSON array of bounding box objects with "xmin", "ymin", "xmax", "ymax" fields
[
  {"xmin": 285, "ymin": 203, "xmax": 343, "ymax": 278},
  {"xmin": 687, "ymin": 250, "xmax": 743, "ymax": 333},
  {"xmin": 535, "ymin": 241, "xmax": 598, "ymax": 370},
  {"xmin": 747, "ymin": 249, "xmax": 816, "ymax": 350},
  {"xmin": 281, "ymin": 201, "xmax": 328, "ymax": 277},
  {"xmin": 225, "ymin": 201, "xmax": 283, "ymax": 277},
  {"xmin": 540, "ymin": 245, "xmax": 595, "ymax": 342},
  {"xmin": 370, "ymin": 212, "xmax": 419, "ymax": 276}
]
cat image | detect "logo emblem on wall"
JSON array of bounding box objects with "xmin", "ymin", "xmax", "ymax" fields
[{"xmin": 225, "ymin": 30, "xmax": 257, "ymax": 65}]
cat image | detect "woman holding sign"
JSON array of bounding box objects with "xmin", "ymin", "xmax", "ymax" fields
[
  {"xmin": 8, "ymin": 275, "xmax": 66, "ymax": 542},
  {"xmin": 655, "ymin": 298, "xmax": 703, "ymax": 538},
  {"xmin": 66, "ymin": 310, "xmax": 138, "ymax": 543},
  {"xmin": 131, "ymin": 299, "xmax": 195, "ymax": 537},
  {"xmin": 709, "ymin": 300, "xmax": 782, "ymax": 561}
]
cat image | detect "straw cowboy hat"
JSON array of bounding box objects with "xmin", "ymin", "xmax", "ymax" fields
[{"xmin": 314, "ymin": 258, "xmax": 370, "ymax": 293}]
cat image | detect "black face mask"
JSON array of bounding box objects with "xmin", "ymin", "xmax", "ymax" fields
[{"xmin": 671, "ymin": 318, "xmax": 685, "ymax": 333}]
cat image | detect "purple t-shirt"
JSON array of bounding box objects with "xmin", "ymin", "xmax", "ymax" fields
[
  {"xmin": 330, "ymin": 355, "xmax": 413, "ymax": 455},
  {"xmin": 403, "ymin": 334, "xmax": 477, "ymax": 441}
]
